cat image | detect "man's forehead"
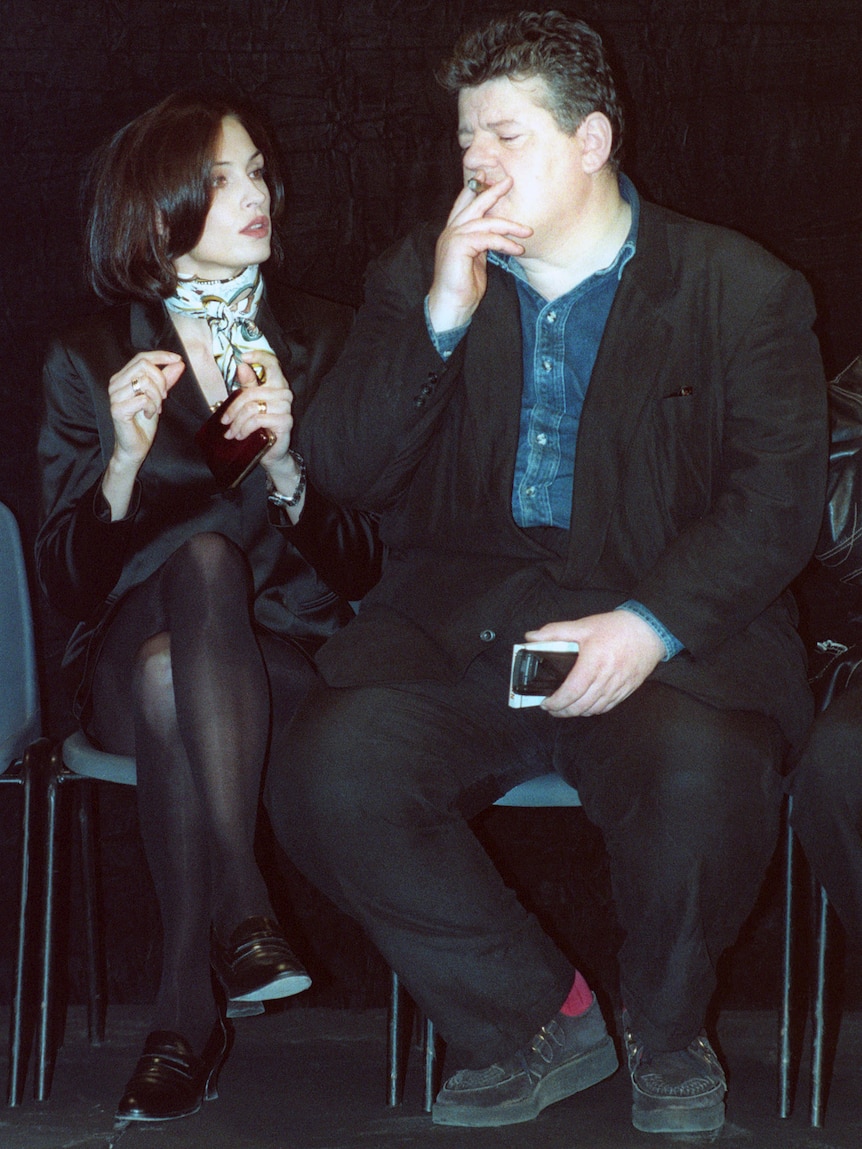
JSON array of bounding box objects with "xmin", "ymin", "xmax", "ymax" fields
[{"xmin": 457, "ymin": 75, "xmax": 551, "ymax": 128}]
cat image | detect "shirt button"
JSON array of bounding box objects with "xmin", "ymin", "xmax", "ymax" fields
[
  {"xmin": 479, "ymin": 629, "xmax": 496, "ymax": 642},
  {"xmin": 525, "ymin": 486, "xmax": 536, "ymax": 497},
  {"xmin": 536, "ymin": 433, "xmax": 548, "ymax": 446},
  {"xmin": 542, "ymin": 358, "xmax": 552, "ymax": 371},
  {"xmin": 546, "ymin": 311, "xmax": 557, "ymax": 323}
]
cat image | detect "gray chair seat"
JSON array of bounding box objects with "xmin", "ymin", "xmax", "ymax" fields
[{"xmin": 60, "ymin": 731, "xmax": 136, "ymax": 786}]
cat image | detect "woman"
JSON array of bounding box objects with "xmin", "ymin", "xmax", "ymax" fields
[{"xmin": 35, "ymin": 91, "xmax": 382, "ymax": 1123}]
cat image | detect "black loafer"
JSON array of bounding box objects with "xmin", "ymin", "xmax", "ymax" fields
[
  {"xmin": 116, "ymin": 1017, "xmax": 232, "ymax": 1122},
  {"xmin": 211, "ymin": 915, "xmax": 311, "ymax": 1003}
]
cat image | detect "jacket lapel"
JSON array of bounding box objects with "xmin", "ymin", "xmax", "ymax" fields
[
  {"xmin": 566, "ymin": 203, "xmax": 676, "ymax": 583},
  {"xmin": 129, "ymin": 299, "xmax": 212, "ymax": 420},
  {"xmin": 463, "ymin": 268, "xmax": 526, "ymax": 513},
  {"xmin": 256, "ymin": 291, "xmax": 296, "ymax": 373},
  {"xmin": 129, "ymin": 286, "xmax": 300, "ymax": 423}
]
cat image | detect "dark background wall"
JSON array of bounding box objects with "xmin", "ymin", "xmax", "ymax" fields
[{"xmin": 1, "ymin": 0, "xmax": 861, "ymax": 1014}]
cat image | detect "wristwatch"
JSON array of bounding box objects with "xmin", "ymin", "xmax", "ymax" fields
[{"xmin": 267, "ymin": 450, "xmax": 306, "ymax": 508}]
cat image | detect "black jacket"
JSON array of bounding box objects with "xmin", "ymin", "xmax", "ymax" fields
[
  {"xmin": 297, "ymin": 200, "xmax": 828, "ymax": 747},
  {"xmin": 36, "ymin": 280, "xmax": 383, "ymax": 717}
]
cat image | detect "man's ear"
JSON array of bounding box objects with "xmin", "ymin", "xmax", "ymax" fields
[{"xmin": 577, "ymin": 112, "xmax": 613, "ymax": 174}]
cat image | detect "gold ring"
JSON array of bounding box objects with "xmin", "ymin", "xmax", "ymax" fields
[
  {"xmin": 131, "ymin": 378, "xmax": 143, "ymax": 396},
  {"xmin": 253, "ymin": 364, "xmax": 267, "ymax": 385},
  {"xmin": 257, "ymin": 399, "xmax": 267, "ymax": 416}
]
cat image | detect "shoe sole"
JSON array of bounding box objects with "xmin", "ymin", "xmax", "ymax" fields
[
  {"xmin": 632, "ymin": 1095, "xmax": 725, "ymax": 1134},
  {"xmin": 115, "ymin": 1092, "xmax": 215, "ymax": 1123},
  {"xmin": 225, "ymin": 999, "xmax": 266, "ymax": 1018},
  {"xmin": 115, "ymin": 1105, "xmax": 202, "ymax": 1123},
  {"xmin": 227, "ymin": 971, "xmax": 312, "ymax": 1002},
  {"xmin": 432, "ymin": 1036, "xmax": 619, "ymax": 1127}
]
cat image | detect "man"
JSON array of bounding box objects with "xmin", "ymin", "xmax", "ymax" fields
[{"xmin": 266, "ymin": 10, "xmax": 826, "ymax": 1136}]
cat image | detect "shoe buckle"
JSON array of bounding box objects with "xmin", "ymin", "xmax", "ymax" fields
[{"xmin": 529, "ymin": 1021, "xmax": 563, "ymax": 1065}]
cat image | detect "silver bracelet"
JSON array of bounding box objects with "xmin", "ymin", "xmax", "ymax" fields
[{"xmin": 267, "ymin": 449, "xmax": 306, "ymax": 508}]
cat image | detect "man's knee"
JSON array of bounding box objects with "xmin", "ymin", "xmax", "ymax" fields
[
  {"xmin": 791, "ymin": 711, "xmax": 862, "ymax": 833},
  {"xmin": 580, "ymin": 691, "xmax": 783, "ymax": 854},
  {"xmin": 264, "ymin": 684, "xmax": 428, "ymax": 837}
]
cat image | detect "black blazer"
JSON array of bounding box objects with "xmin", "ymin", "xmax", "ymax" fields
[
  {"xmin": 297, "ymin": 198, "xmax": 828, "ymax": 747},
  {"xmin": 36, "ymin": 280, "xmax": 382, "ymax": 717}
]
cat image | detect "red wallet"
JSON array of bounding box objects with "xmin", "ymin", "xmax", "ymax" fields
[{"xmin": 194, "ymin": 390, "xmax": 276, "ymax": 488}]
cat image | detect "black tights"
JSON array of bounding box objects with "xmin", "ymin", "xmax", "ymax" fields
[{"xmin": 89, "ymin": 533, "xmax": 318, "ymax": 1051}]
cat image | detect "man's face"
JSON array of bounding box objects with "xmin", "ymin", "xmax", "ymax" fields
[{"xmin": 457, "ymin": 76, "xmax": 590, "ymax": 259}]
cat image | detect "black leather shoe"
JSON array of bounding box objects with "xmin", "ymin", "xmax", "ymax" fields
[
  {"xmin": 116, "ymin": 1017, "xmax": 232, "ymax": 1122},
  {"xmin": 211, "ymin": 915, "xmax": 311, "ymax": 1003}
]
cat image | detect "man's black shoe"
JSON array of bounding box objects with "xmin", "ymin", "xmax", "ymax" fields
[
  {"xmin": 623, "ymin": 1011, "xmax": 726, "ymax": 1134},
  {"xmin": 431, "ymin": 995, "xmax": 618, "ymax": 1127}
]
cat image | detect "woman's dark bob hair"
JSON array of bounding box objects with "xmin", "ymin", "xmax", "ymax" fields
[{"xmin": 86, "ymin": 90, "xmax": 285, "ymax": 302}]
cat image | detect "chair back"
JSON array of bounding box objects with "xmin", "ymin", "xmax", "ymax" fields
[{"xmin": 0, "ymin": 503, "xmax": 40, "ymax": 770}]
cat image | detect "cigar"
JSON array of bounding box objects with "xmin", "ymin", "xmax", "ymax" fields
[{"xmin": 466, "ymin": 177, "xmax": 489, "ymax": 194}]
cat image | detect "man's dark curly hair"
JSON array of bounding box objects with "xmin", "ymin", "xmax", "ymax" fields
[{"xmin": 438, "ymin": 10, "xmax": 624, "ymax": 167}]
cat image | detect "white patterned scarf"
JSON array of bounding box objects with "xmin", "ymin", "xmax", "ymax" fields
[{"xmin": 165, "ymin": 264, "xmax": 275, "ymax": 390}]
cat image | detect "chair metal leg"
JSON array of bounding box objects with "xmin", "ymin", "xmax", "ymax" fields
[
  {"xmin": 387, "ymin": 971, "xmax": 413, "ymax": 1106},
  {"xmin": 422, "ymin": 1017, "xmax": 443, "ymax": 1113},
  {"xmin": 778, "ymin": 801, "xmax": 796, "ymax": 1118},
  {"xmin": 77, "ymin": 783, "xmax": 106, "ymax": 1045},
  {"xmin": 5, "ymin": 770, "xmax": 29, "ymax": 1106},
  {"xmin": 5, "ymin": 743, "xmax": 44, "ymax": 1106},
  {"xmin": 34, "ymin": 744, "xmax": 65, "ymax": 1102},
  {"xmin": 810, "ymin": 882, "xmax": 830, "ymax": 1127},
  {"xmin": 388, "ymin": 970, "xmax": 444, "ymax": 1109}
]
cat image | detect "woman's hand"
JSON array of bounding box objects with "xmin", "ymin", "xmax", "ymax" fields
[
  {"xmin": 221, "ymin": 351, "xmax": 306, "ymax": 516},
  {"xmin": 108, "ymin": 350, "xmax": 186, "ymax": 467},
  {"xmin": 102, "ymin": 351, "xmax": 185, "ymax": 521},
  {"xmin": 222, "ymin": 350, "xmax": 295, "ymax": 468}
]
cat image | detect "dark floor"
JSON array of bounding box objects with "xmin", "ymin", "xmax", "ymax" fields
[{"xmin": 1, "ymin": 1006, "xmax": 861, "ymax": 1149}]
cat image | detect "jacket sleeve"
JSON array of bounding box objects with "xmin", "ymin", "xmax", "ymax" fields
[
  {"xmin": 630, "ymin": 265, "xmax": 828, "ymax": 657},
  {"xmin": 295, "ymin": 225, "xmax": 468, "ymax": 510},
  {"xmin": 35, "ymin": 333, "xmax": 138, "ymax": 621},
  {"xmin": 269, "ymin": 480, "xmax": 385, "ymax": 601}
]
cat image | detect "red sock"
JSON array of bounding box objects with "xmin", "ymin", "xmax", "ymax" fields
[{"xmin": 559, "ymin": 970, "xmax": 593, "ymax": 1017}]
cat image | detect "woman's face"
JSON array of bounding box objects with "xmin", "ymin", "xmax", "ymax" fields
[{"xmin": 174, "ymin": 115, "xmax": 272, "ymax": 281}]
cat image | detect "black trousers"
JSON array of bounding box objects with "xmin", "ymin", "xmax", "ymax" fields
[
  {"xmin": 266, "ymin": 653, "xmax": 784, "ymax": 1064},
  {"xmin": 790, "ymin": 677, "xmax": 862, "ymax": 948}
]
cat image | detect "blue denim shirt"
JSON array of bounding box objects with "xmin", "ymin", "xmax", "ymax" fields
[
  {"xmin": 425, "ymin": 175, "xmax": 681, "ymax": 660},
  {"xmin": 502, "ymin": 176, "xmax": 639, "ymax": 530}
]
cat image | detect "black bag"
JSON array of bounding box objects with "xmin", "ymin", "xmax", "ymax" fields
[{"xmin": 815, "ymin": 355, "xmax": 862, "ymax": 584}]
